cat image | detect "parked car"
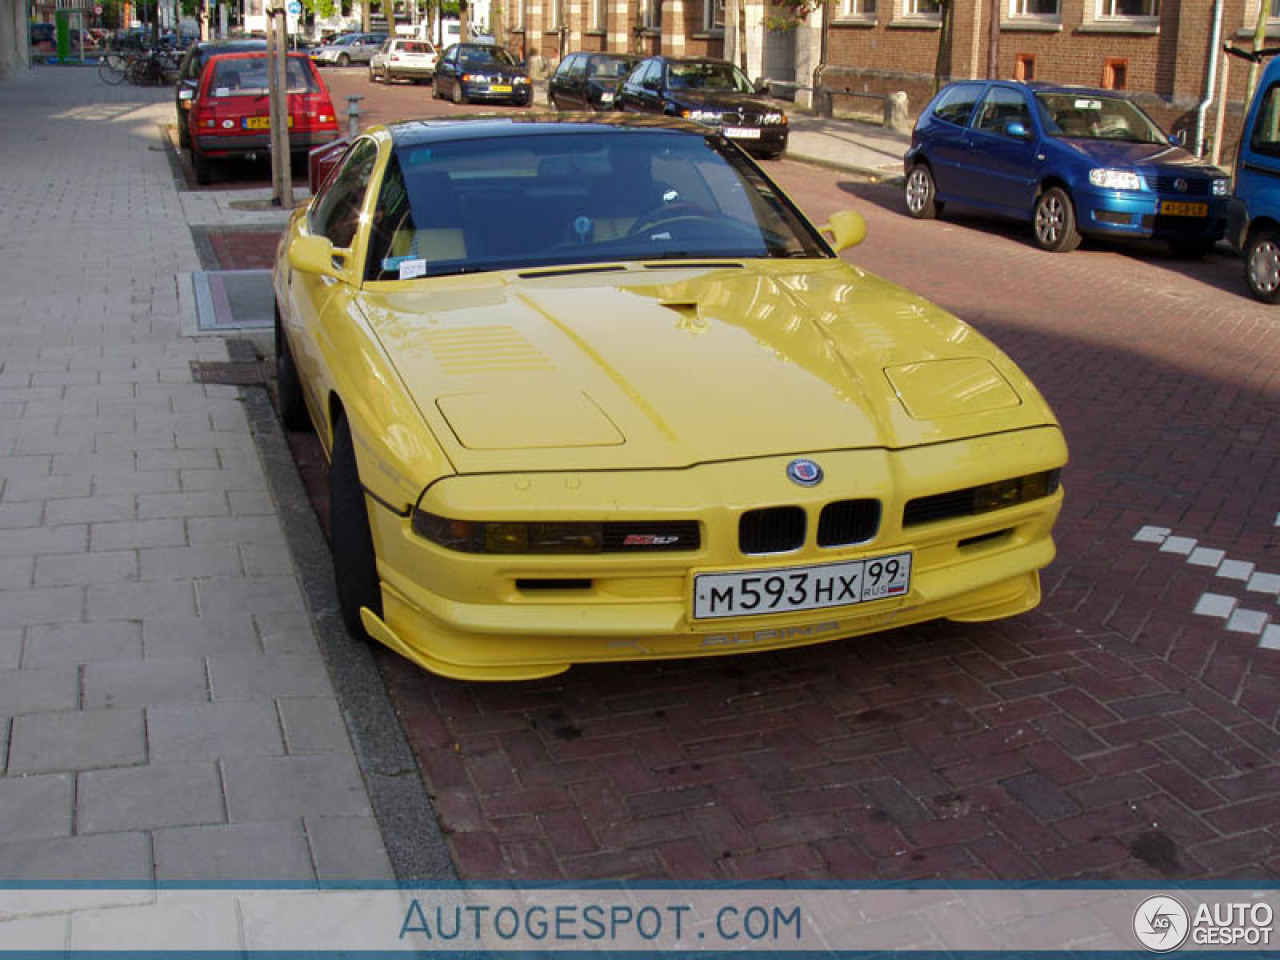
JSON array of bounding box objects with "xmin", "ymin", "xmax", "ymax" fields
[
  {"xmin": 615, "ymin": 56, "xmax": 788, "ymax": 159},
  {"xmin": 185, "ymin": 50, "xmax": 340, "ymax": 185},
  {"xmin": 369, "ymin": 37, "xmax": 437, "ymax": 83},
  {"xmin": 311, "ymin": 31, "xmax": 386, "ymax": 66},
  {"xmin": 548, "ymin": 51, "xmax": 638, "ymax": 111},
  {"xmin": 174, "ymin": 38, "xmax": 267, "ymax": 149},
  {"xmin": 432, "ymin": 43, "xmax": 530, "ymax": 105},
  {"xmin": 1228, "ymin": 53, "xmax": 1280, "ymax": 301},
  {"xmin": 30, "ymin": 22, "xmax": 54, "ymax": 50},
  {"xmin": 271, "ymin": 115, "xmax": 1067, "ymax": 680},
  {"xmin": 904, "ymin": 80, "xmax": 1230, "ymax": 255}
]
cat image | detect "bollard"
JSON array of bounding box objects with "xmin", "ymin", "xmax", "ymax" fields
[
  {"xmin": 347, "ymin": 95, "xmax": 364, "ymax": 139},
  {"xmin": 886, "ymin": 91, "xmax": 911, "ymax": 134}
]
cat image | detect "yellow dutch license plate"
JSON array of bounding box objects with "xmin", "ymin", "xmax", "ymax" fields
[
  {"xmin": 1160, "ymin": 200, "xmax": 1207, "ymax": 217},
  {"xmin": 490, "ymin": 84, "xmax": 512, "ymax": 93},
  {"xmin": 243, "ymin": 116, "xmax": 294, "ymax": 130}
]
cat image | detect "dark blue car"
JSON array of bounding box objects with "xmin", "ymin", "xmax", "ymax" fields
[{"xmin": 904, "ymin": 80, "xmax": 1230, "ymax": 255}]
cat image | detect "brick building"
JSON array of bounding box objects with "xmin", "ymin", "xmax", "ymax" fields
[{"xmin": 497, "ymin": 0, "xmax": 1270, "ymax": 160}]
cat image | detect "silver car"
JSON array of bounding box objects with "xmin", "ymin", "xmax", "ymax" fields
[
  {"xmin": 311, "ymin": 32, "xmax": 387, "ymax": 67},
  {"xmin": 369, "ymin": 38, "xmax": 438, "ymax": 83}
]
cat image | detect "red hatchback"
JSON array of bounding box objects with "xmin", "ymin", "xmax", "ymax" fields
[{"xmin": 186, "ymin": 51, "xmax": 340, "ymax": 185}]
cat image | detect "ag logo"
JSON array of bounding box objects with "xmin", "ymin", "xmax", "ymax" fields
[
  {"xmin": 786, "ymin": 458, "xmax": 823, "ymax": 487},
  {"xmin": 1134, "ymin": 895, "xmax": 1190, "ymax": 952}
]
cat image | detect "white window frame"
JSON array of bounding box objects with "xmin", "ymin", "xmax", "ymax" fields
[
  {"xmin": 899, "ymin": 0, "xmax": 941, "ymax": 19},
  {"xmin": 591, "ymin": 0, "xmax": 607, "ymax": 30},
  {"xmin": 1094, "ymin": 0, "xmax": 1157, "ymax": 20},
  {"xmin": 1007, "ymin": 0, "xmax": 1059, "ymax": 20},
  {"xmin": 839, "ymin": 0, "xmax": 876, "ymax": 21},
  {"xmin": 703, "ymin": 0, "xmax": 725, "ymax": 31}
]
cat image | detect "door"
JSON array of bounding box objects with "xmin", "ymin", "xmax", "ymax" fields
[
  {"xmin": 962, "ymin": 85, "xmax": 1039, "ymax": 216},
  {"xmin": 619, "ymin": 59, "xmax": 662, "ymax": 113},
  {"xmin": 436, "ymin": 46, "xmax": 458, "ymax": 97},
  {"xmin": 920, "ymin": 82, "xmax": 985, "ymax": 202},
  {"xmin": 761, "ymin": 11, "xmax": 795, "ymax": 96}
]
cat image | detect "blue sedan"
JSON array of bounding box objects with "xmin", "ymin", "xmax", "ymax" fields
[{"xmin": 903, "ymin": 81, "xmax": 1230, "ymax": 255}]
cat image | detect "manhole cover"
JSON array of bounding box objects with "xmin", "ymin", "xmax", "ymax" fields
[{"xmin": 192, "ymin": 269, "xmax": 273, "ymax": 331}]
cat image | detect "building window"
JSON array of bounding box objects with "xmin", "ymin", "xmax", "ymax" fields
[
  {"xmin": 1103, "ymin": 57, "xmax": 1127, "ymax": 88},
  {"xmin": 1096, "ymin": 0, "xmax": 1156, "ymax": 17},
  {"xmin": 1009, "ymin": 0, "xmax": 1058, "ymax": 16},
  {"xmin": 704, "ymin": 0, "xmax": 725, "ymax": 30},
  {"xmin": 643, "ymin": 0, "xmax": 661, "ymax": 28},
  {"xmin": 592, "ymin": 0, "xmax": 607, "ymax": 29},
  {"xmin": 903, "ymin": 0, "xmax": 941, "ymax": 18},
  {"xmin": 1015, "ymin": 53, "xmax": 1035, "ymax": 80},
  {"xmin": 842, "ymin": 0, "xmax": 877, "ymax": 18}
]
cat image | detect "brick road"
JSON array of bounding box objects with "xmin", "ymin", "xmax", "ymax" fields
[{"xmin": 219, "ymin": 78, "xmax": 1280, "ymax": 880}]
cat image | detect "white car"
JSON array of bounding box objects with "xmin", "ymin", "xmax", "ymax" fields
[{"xmin": 369, "ymin": 38, "xmax": 438, "ymax": 83}]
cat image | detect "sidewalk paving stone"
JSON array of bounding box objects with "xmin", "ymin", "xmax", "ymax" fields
[{"xmin": 77, "ymin": 762, "xmax": 226, "ymax": 833}]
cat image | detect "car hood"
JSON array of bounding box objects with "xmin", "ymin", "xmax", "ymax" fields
[
  {"xmin": 668, "ymin": 91, "xmax": 777, "ymax": 113},
  {"xmin": 363, "ymin": 261, "xmax": 1056, "ymax": 475},
  {"xmin": 1058, "ymin": 137, "xmax": 1220, "ymax": 173}
]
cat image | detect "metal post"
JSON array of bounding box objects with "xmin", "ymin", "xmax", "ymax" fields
[
  {"xmin": 268, "ymin": 2, "xmax": 294, "ymax": 209},
  {"xmin": 347, "ymin": 95, "xmax": 364, "ymax": 139}
]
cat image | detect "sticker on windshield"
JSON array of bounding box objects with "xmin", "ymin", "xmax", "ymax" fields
[
  {"xmin": 398, "ymin": 258, "xmax": 427, "ymax": 280},
  {"xmin": 1074, "ymin": 99, "xmax": 1102, "ymax": 110}
]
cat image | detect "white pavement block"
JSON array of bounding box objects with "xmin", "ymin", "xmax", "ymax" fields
[
  {"xmin": 1159, "ymin": 536, "xmax": 1198, "ymax": 555},
  {"xmin": 1261, "ymin": 625, "xmax": 1280, "ymax": 651},
  {"xmin": 1247, "ymin": 571, "xmax": 1280, "ymax": 594},
  {"xmin": 1226, "ymin": 608, "xmax": 1270, "ymax": 635},
  {"xmin": 1187, "ymin": 547, "xmax": 1227, "ymax": 568},
  {"xmin": 1193, "ymin": 593, "xmax": 1238, "ymax": 619},
  {"xmin": 1217, "ymin": 559, "xmax": 1257, "ymax": 581}
]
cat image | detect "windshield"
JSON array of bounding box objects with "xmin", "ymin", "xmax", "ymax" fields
[
  {"xmin": 1035, "ymin": 92, "xmax": 1168, "ymax": 143},
  {"xmin": 590, "ymin": 56, "xmax": 636, "ymax": 79},
  {"xmin": 210, "ymin": 56, "xmax": 317, "ymax": 95},
  {"xmin": 458, "ymin": 46, "xmax": 518, "ymax": 68},
  {"xmin": 667, "ymin": 61, "xmax": 755, "ymax": 93},
  {"xmin": 365, "ymin": 130, "xmax": 826, "ymax": 281}
]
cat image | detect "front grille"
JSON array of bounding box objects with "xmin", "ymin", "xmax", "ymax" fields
[
  {"xmin": 1151, "ymin": 176, "xmax": 1209, "ymax": 196},
  {"xmin": 817, "ymin": 500, "xmax": 881, "ymax": 547},
  {"xmin": 740, "ymin": 506, "xmax": 805, "ymax": 554},
  {"xmin": 602, "ymin": 521, "xmax": 700, "ymax": 552}
]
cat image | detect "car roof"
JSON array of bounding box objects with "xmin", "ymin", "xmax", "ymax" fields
[
  {"xmin": 652, "ymin": 55, "xmax": 737, "ymax": 65},
  {"xmin": 194, "ymin": 38, "xmax": 267, "ymax": 52},
  {"xmin": 384, "ymin": 115, "xmax": 712, "ymax": 149},
  {"xmin": 958, "ymin": 78, "xmax": 1129, "ymax": 99},
  {"xmin": 205, "ymin": 50, "xmax": 311, "ymax": 62}
]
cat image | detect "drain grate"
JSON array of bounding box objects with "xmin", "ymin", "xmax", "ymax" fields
[
  {"xmin": 190, "ymin": 360, "xmax": 269, "ymax": 385},
  {"xmin": 192, "ymin": 269, "xmax": 274, "ymax": 331}
]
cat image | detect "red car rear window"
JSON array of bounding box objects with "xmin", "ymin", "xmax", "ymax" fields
[{"xmin": 210, "ymin": 56, "xmax": 319, "ymax": 95}]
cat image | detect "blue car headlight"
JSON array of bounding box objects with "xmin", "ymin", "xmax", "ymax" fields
[{"xmin": 1089, "ymin": 168, "xmax": 1143, "ymax": 191}]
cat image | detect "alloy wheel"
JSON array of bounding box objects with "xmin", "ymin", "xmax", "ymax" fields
[{"xmin": 1248, "ymin": 236, "xmax": 1280, "ymax": 297}]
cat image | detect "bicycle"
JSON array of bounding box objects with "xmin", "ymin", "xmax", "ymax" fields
[{"xmin": 97, "ymin": 50, "xmax": 129, "ymax": 84}]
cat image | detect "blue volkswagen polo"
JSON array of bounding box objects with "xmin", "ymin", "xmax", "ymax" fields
[{"xmin": 904, "ymin": 80, "xmax": 1230, "ymax": 255}]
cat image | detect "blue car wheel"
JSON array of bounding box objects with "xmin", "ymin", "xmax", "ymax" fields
[
  {"xmin": 905, "ymin": 165, "xmax": 940, "ymax": 220},
  {"xmin": 1033, "ymin": 187, "xmax": 1080, "ymax": 253}
]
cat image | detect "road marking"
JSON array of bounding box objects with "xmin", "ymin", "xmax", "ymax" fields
[{"xmin": 1133, "ymin": 526, "xmax": 1277, "ymax": 648}]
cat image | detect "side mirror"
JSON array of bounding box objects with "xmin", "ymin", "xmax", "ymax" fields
[
  {"xmin": 288, "ymin": 233, "xmax": 343, "ymax": 278},
  {"xmin": 820, "ymin": 209, "xmax": 867, "ymax": 253},
  {"xmin": 1170, "ymin": 129, "xmax": 1187, "ymax": 147},
  {"xmin": 1004, "ymin": 120, "xmax": 1029, "ymax": 139}
]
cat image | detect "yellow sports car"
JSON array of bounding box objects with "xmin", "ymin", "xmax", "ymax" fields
[{"xmin": 273, "ymin": 115, "xmax": 1067, "ymax": 681}]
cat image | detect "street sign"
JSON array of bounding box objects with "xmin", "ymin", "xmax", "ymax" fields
[
  {"xmin": 287, "ymin": 2, "xmax": 302, "ymax": 14},
  {"xmin": 93, "ymin": 5, "xmax": 103, "ymax": 14}
]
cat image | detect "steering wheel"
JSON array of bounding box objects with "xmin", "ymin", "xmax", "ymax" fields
[{"xmin": 626, "ymin": 201, "xmax": 718, "ymax": 239}]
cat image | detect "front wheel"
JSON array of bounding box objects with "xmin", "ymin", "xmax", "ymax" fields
[
  {"xmin": 368, "ymin": 65, "xmax": 378, "ymax": 81},
  {"xmin": 1245, "ymin": 227, "xmax": 1280, "ymax": 303},
  {"xmin": 192, "ymin": 148, "xmax": 212, "ymax": 186},
  {"xmin": 337, "ymin": 52, "xmax": 350, "ymax": 67},
  {"xmin": 1032, "ymin": 186, "xmax": 1081, "ymax": 253},
  {"xmin": 329, "ymin": 414, "xmax": 382, "ymax": 639},
  {"xmin": 452, "ymin": 81, "xmax": 465, "ymax": 105},
  {"xmin": 904, "ymin": 164, "xmax": 940, "ymax": 219}
]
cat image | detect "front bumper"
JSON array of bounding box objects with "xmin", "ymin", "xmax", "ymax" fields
[
  {"xmin": 463, "ymin": 82, "xmax": 532, "ymax": 103},
  {"xmin": 361, "ymin": 427, "xmax": 1067, "ymax": 680},
  {"xmin": 1077, "ymin": 187, "xmax": 1227, "ymax": 241}
]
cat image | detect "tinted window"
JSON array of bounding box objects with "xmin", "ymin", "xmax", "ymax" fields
[
  {"xmin": 568, "ymin": 54, "xmax": 587, "ymax": 79},
  {"xmin": 590, "ymin": 55, "xmax": 634, "ymax": 79},
  {"xmin": 666, "ymin": 60, "xmax": 753, "ymax": 93},
  {"xmin": 363, "ymin": 130, "xmax": 825, "ymax": 281},
  {"xmin": 208, "ymin": 56, "xmax": 318, "ymax": 95},
  {"xmin": 310, "ymin": 138, "xmax": 379, "ymax": 250},
  {"xmin": 458, "ymin": 46, "xmax": 518, "ymax": 67},
  {"xmin": 931, "ymin": 83, "xmax": 983, "ymax": 126},
  {"xmin": 972, "ymin": 87, "xmax": 1032, "ymax": 137},
  {"xmin": 1035, "ymin": 92, "xmax": 1167, "ymax": 143}
]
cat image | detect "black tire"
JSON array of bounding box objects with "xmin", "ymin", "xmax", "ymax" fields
[
  {"xmin": 177, "ymin": 116, "xmax": 189, "ymax": 149},
  {"xmin": 330, "ymin": 414, "xmax": 382, "ymax": 638},
  {"xmin": 369, "ymin": 65, "xmax": 378, "ymax": 81},
  {"xmin": 433, "ymin": 78, "xmax": 442, "ymax": 99},
  {"xmin": 274, "ymin": 305, "xmax": 310, "ymax": 431},
  {"xmin": 192, "ymin": 148, "xmax": 212, "ymax": 186},
  {"xmin": 904, "ymin": 164, "xmax": 940, "ymax": 219},
  {"xmin": 337, "ymin": 52, "xmax": 350, "ymax": 67},
  {"xmin": 1032, "ymin": 186, "xmax": 1081, "ymax": 253},
  {"xmin": 1245, "ymin": 227, "xmax": 1280, "ymax": 303},
  {"xmin": 452, "ymin": 81, "xmax": 465, "ymax": 105}
]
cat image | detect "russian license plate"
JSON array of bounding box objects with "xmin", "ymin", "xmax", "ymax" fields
[
  {"xmin": 693, "ymin": 552, "xmax": 911, "ymax": 620},
  {"xmin": 723, "ymin": 126, "xmax": 761, "ymax": 139},
  {"xmin": 1160, "ymin": 200, "xmax": 1207, "ymax": 217},
  {"xmin": 490, "ymin": 84, "xmax": 512, "ymax": 93},
  {"xmin": 243, "ymin": 116, "xmax": 292, "ymax": 130}
]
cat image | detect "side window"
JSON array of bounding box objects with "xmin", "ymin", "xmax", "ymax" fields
[
  {"xmin": 309, "ymin": 138, "xmax": 380, "ymax": 249},
  {"xmin": 931, "ymin": 83, "xmax": 983, "ymax": 127},
  {"xmin": 972, "ymin": 87, "xmax": 1032, "ymax": 137},
  {"xmin": 1250, "ymin": 83, "xmax": 1280, "ymax": 160},
  {"xmin": 553, "ymin": 54, "xmax": 574, "ymax": 79},
  {"xmin": 569, "ymin": 54, "xmax": 587, "ymax": 79}
]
